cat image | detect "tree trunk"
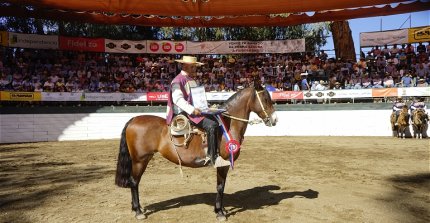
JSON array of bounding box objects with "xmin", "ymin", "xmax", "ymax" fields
[{"xmin": 330, "ymin": 21, "xmax": 356, "ymax": 61}]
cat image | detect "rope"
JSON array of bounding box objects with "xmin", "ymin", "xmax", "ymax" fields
[{"xmin": 173, "ymin": 146, "xmax": 184, "ymax": 178}]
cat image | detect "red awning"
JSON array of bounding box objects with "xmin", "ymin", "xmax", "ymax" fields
[{"xmin": 0, "ymin": 1, "xmax": 428, "ymax": 27}]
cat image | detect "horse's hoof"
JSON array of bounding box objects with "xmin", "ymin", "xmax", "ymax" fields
[
  {"xmin": 216, "ymin": 215, "xmax": 227, "ymax": 222},
  {"xmin": 135, "ymin": 213, "xmax": 147, "ymax": 220}
]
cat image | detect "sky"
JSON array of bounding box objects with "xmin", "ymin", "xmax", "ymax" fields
[{"xmin": 322, "ymin": 11, "xmax": 430, "ymax": 57}]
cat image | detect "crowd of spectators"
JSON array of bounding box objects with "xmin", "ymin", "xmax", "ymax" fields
[{"xmin": 0, "ymin": 42, "xmax": 429, "ymax": 93}]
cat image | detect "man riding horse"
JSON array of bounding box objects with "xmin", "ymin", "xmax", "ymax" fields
[
  {"xmin": 166, "ymin": 55, "xmax": 231, "ymax": 168},
  {"xmin": 392, "ymin": 96, "xmax": 406, "ymax": 126},
  {"xmin": 410, "ymin": 97, "xmax": 428, "ymax": 121}
]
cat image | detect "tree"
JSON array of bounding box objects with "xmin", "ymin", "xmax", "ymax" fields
[{"xmin": 330, "ymin": 21, "xmax": 356, "ymax": 61}]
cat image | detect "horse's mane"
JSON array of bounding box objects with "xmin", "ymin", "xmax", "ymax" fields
[{"xmin": 220, "ymin": 88, "xmax": 252, "ymax": 110}]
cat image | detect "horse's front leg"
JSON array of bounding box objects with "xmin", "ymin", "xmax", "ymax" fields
[{"xmin": 215, "ymin": 166, "xmax": 229, "ymax": 221}]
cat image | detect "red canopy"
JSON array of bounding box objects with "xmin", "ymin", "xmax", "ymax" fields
[{"xmin": 1, "ymin": 0, "xmax": 428, "ymax": 27}]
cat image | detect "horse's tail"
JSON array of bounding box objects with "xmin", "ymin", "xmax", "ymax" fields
[{"xmin": 115, "ymin": 118, "xmax": 133, "ymax": 188}]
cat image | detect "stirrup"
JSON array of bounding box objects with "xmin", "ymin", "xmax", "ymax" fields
[{"xmin": 214, "ymin": 156, "xmax": 231, "ymax": 168}]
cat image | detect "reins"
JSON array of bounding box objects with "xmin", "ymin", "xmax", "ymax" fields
[
  {"xmin": 220, "ymin": 88, "xmax": 271, "ymax": 125},
  {"xmin": 221, "ymin": 113, "xmax": 263, "ymax": 125}
]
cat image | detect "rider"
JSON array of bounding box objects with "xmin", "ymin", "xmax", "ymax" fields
[
  {"xmin": 166, "ymin": 55, "xmax": 230, "ymax": 168},
  {"xmin": 392, "ymin": 96, "xmax": 406, "ymax": 125},
  {"xmin": 410, "ymin": 97, "xmax": 428, "ymax": 120}
]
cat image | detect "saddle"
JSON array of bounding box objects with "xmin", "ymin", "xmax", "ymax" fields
[{"xmin": 169, "ymin": 114, "xmax": 206, "ymax": 147}]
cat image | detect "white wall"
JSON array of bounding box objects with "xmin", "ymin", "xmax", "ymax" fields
[{"xmin": 1, "ymin": 110, "xmax": 428, "ymax": 143}]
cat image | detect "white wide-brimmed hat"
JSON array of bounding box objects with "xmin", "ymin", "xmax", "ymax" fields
[{"xmin": 175, "ymin": 56, "xmax": 204, "ymax": 65}]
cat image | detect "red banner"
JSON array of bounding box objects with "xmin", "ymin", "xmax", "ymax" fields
[
  {"xmin": 59, "ymin": 36, "xmax": 105, "ymax": 52},
  {"xmin": 147, "ymin": 92, "xmax": 169, "ymax": 101},
  {"xmin": 272, "ymin": 91, "xmax": 304, "ymax": 100}
]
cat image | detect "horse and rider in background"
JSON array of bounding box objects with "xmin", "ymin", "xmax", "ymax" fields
[
  {"xmin": 410, "ymin": 97, "xmax": 429, "ymax": 139},
  {"xmin": 391, "ymin": 97, "xmax": 428, "ymax": 139},
  {"xmin": 391, "ymin": 97, "xmax": 409, "ymax": 138}
]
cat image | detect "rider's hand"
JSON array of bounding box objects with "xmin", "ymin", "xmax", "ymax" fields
[{"xmin": 192, "ymin": 108, "xmax": 202, "ymax": 116}]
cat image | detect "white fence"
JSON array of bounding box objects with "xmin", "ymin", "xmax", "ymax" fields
[{"xmin": 1, "ymin": 109, "xmax": 428, "ymax": 143}]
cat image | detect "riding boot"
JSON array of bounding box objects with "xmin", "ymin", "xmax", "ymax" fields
[
  {"xmin": 206, "ymin": 127, "xmax": 217, "ymax": 166},
  {"xmin": 207, "ymin": 126, "xmax": 230, "ymax": 168}
]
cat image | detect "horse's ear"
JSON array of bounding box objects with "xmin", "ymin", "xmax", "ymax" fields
[{"xmin": 253, "ymin": 77, "xmax": 264, "ymax": 91}]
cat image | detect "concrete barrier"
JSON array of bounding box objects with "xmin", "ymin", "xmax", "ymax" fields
[{"xmin": 2, "ymin": 109, "xmax": 428, "ymax": 143}]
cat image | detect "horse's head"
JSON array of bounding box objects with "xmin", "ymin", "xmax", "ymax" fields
[
  {"xmin": 414, "ymin": 108, "xmax": 428, "ymax": 125},
  {"xmin": 250, "ymin": 84, "xmax": 278, "ymax": 127}
]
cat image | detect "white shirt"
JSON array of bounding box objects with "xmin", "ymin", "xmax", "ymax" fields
[{"xmin": 171, "ymin": 71, "xmax": 198, "ymax": 115}]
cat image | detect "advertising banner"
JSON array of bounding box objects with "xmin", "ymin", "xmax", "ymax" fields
[
  {"xmin": 147, "ymin": 92, "xmax": 169, "ymax": 101},
  {"xmin": 408, "ymin": 26, "xmax": 430, "ymax": 43},
  {"xmin": 41, "ymin": 92, "xmax": 83, "ymax": 101},
  {"xmin": 187, "ymin": 39, "xmax": 305, "ymax": 54},
  {"xmin": 326, "ymin": 89, "xmax": 373, "ymax": 99},
  {"xmin": 0, "ymin": 31, "xmax": 8, "ymax": 47},
  {"xmin": 146, "ymin": 41, "xmax": 186, "ymax": 54},
  {"xmin": 59, "ymin": 36, "xmax": 105, "ymax": 52},
  {"xmin": 8, "ymin": 32, "xmax": 58, "ymax": 49},
  {"xmin": 397, "ymin": 87, "xmax": 430, "ymax": 97},
  {"xmin": 360, "ymin": 29, "xmax": 408, "ymax": 47},
  {"xmin": 104, "ymin": 39, "xmax": 147, "ymax": 54},
  {"xmin": 0, "ymin": 91, "xmax": 42, "ymax": 101},
  {"xmin": 372, "ymin": 88, "xmax": 398, "ymax": 97},
  {"xmin": 81, "ymin": 92, "xmax": 122, "ymax": 101},
  {"xmin": 118, "ymin": 93, "xmax": 147, "ymax": 101},
  {"xmin": 272, "ymin": 91, "xmax": 304, "ymax": 100}
]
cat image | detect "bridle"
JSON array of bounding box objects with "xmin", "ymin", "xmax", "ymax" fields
[{"xmin": 222, "ymin": 88, "xmax": 274, "ymax": 126}]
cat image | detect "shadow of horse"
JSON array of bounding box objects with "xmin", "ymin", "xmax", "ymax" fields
[{"xmin": 144, "ymin": 185, "xmax": 318, "ymax": 218}]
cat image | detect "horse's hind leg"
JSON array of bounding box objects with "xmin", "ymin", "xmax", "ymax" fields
[
  {"xmin": 215, "ymin": 166, "xmax": 229, "ymax": 221},
  {"xmin": 130, "ymin": 156, "xmax": 152, "ymax": 219}
]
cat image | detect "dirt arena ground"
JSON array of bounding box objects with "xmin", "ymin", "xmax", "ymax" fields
[{"xmin": 0, "ymin": 137, "xmax": 429, "ymax": 223}]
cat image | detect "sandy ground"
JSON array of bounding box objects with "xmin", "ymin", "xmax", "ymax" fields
[{"xmin": 0, "ymin": 137, "xmax": 429, "ymax": 223}]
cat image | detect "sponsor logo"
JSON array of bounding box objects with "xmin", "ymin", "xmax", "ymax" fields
[
  {"xmin": 121, "ymin": 43, "xmax": 131, "ymax": 50},
  {"xmin": 106, "ymin": 42, "xmax": 116, "ymax": 49},
  {"xmin": 316, "ymin": 92, "xmax": 323, "ymax": 97},
  {"xmin": 149, "ymin": 42, "xmax": 159, "ymax": 52},
  {"xmin": 67, "ymin": 39, "xmax": 98, "ymax": 48},
  {"xmin": 135, "ymin": 44, "xmax": 145, "ymax": 50},
  {"xmin": 305, "ymin": 92, "xmax": 312, "ymax": 97},
  {"xmin": 413, "ymin": 27, "xmax": 430, "ymax": 40},
  {"xmin": 328, "ymin": 91, "xmax": 336, "ymax": 97},
  {"xmin": 175, "ymin": 43, "xmax": 185, "ymax": 52},
  {"xmin": 10, "ymin": 92, "xmax": 34, "ymax": 99},
  {"xmin": 162, "ymin": 42, "xmax": 172, "ymax": 52}
]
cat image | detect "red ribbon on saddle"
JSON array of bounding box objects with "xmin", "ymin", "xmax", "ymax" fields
[{"xmin": 215, "ymin": 114, "xmax": 240, "ymax": 169}]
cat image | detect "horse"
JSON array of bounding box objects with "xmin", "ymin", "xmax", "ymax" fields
[
  {"xmin": 115, "ymin": 85, "xmax": 278, "ymax": 221},
  {"xmin": 412, "ymin": 108, "xmax": 429, "ymax": 139},
  {"xmin": 395, "ymin": 106, "xmax": 410, "ymax": 139}
]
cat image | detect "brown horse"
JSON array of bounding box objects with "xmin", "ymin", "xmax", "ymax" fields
[
  {"xmin": 395, "ymin": 106, "xmax": 410, "ymax": 139},
  {"xmin": 115, "ymin": 86, "xmax": 278, "ymax": 221},
  {"xmin": 412, "ymin": 108, "xmax": 429, "ymax": 139}
]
